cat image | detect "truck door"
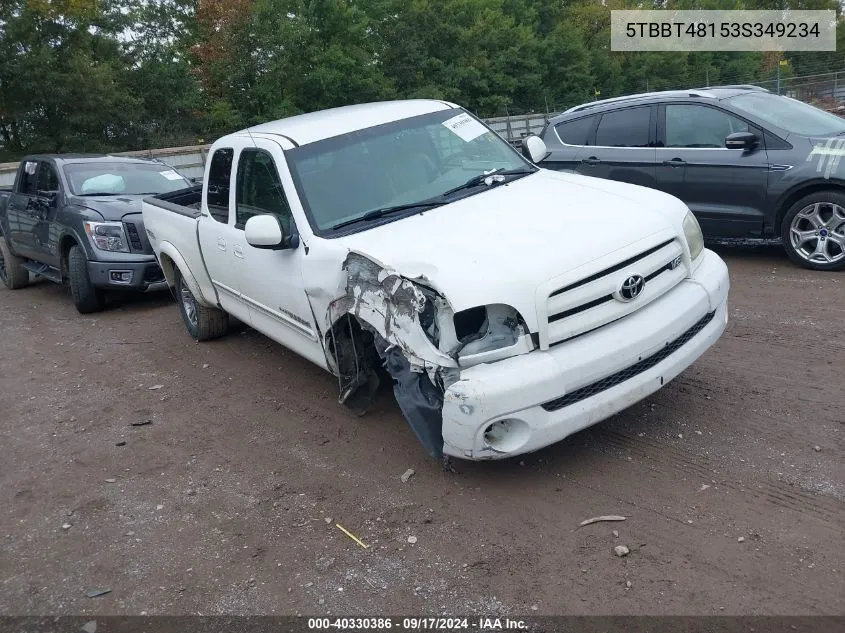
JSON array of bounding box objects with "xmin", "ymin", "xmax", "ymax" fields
[
  {"xmin": 234, "ymin": 138, "xmax": 326, "ymax": 368},
  {"xmin": 6, "ymin": 160, "xmax": 41, "ymax": 258},
  {"xmin": 196, "ymin": 145, "xmax": 252, "ymax": 325},
  {"xmin": 30, "ymin": 160, "xmax": 61, "ymax": 267}
]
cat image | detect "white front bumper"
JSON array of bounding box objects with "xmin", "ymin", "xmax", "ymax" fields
[{"xmin": 441, "ymin": 249, "xmax": 730, "ymax": 460}]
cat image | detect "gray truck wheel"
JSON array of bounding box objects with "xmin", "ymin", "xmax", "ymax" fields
[
  {"xmin": 0, "ymin": 235, "xmax": 30, "ymax": 290},
  {"xmin": 176, "ymin": 272, "xmax": 228, "ymax": 341},
  {"xmin": 68, "ymin": 245, "xmax": 106, "ymax": 313}
]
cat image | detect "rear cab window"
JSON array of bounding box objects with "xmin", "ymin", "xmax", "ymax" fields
[
  {"xmin": 18, "ymin": 161, "xmax": 40, "ymax": 195},
  {"xmin": 205, "ymin": 148, "xmax": 234, "ymax": 223}
]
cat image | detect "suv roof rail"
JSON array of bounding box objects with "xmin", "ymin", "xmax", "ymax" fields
[
  {"xmin": 563, "ymin": 89, "xmax": 711, "ymax": 115},
  {"xmin": 695, "ymin": 84, "xmax": 770, "ymax": 92}
]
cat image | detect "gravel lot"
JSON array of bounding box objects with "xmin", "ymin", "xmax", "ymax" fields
[{"xmin": 1, "ymin": 243, "xmax": 842, "ymax": 617}]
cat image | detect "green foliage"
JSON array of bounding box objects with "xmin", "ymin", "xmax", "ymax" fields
[{"xmin": 0, "ymin": 0, "xmax": 841, "ymax": 160}]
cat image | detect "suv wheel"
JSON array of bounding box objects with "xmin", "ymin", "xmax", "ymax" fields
[
  {"xmin": 781, "ymin": 191, "xmax": 845, "ymax": 271},
  {"xmin": 176, "ymin": 272, "xmax": 229, "ymax": 341},
  {"xmin": 0, "ymin": 235, "xmax": 30, "ymax": 289},
  {"xmin": 68, "ymin": 245, "xmax": 106, "ymax": 313}
]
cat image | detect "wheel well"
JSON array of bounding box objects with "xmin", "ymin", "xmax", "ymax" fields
[
  {"xmin": 158, "ymin": 253, "xmax": 177, "ymax": 287},
  {"xmin": 59, "ymin": 235, "xmax": 78, "ymax": 278},
  {"xmin": 776, "ymin": 184, "xmax": 845, "ymax": 233},
  {"xmin": 326, "ymin": 313, "xmax": 383, "ymax": 412}
]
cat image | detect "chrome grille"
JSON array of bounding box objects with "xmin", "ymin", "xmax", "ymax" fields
[{"xmin": 545, "ymin": 238, "xmax": 686, "ymax": 347}]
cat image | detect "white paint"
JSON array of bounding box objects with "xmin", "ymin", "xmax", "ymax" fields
[
  {"xmin": 142, "ymin": 99, "xmax": 731, "ymax": 461},
  {"xmin": 441, "ymin": 112, "xmax": 488, "ymax": 142}
]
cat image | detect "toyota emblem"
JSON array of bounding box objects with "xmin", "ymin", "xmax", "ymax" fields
[{"xmin": 617, "ymin": 274, "xmax": 645, "ymax": 301}]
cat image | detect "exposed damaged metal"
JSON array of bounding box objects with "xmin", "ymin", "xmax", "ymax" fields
[{"xmin": 324, "ymin": 251, "xmax": 536, "ymax": 459}]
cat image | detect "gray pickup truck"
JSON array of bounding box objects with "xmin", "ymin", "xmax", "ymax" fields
[{"xmin": 0, "ymin": 154, "xmax": 193, "ymax": 312}]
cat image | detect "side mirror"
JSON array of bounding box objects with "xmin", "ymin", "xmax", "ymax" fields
[
  {"xmin": 244, "ymin": 214, "xmax": 299, "ymax": 250},
  {"xmin": 37, "ymin": 190, "xmax": 59, "ymax": 206},
  {"xmin": 521, "ymin": 135, "xmax": 549, "ymax": 164},
  {"xmin": 725, "ymin": 132, "xmax": 758, "ymax": 150}
]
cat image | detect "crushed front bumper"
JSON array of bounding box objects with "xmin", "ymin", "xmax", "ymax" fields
[{"xmin": 441, "ymin": 249, "xmax": 729, "ymax": 460}]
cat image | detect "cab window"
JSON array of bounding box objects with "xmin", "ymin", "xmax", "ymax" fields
[{"xmin": 235, "ymin": 149, "xmax": 293, "ymax": 233}]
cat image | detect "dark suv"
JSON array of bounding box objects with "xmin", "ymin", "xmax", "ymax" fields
[{"xmin": 538, "ymin": 85, "xmax": 845, "ymax": 271}]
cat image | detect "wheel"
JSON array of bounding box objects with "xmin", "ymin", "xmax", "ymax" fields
[
  {"xmin": 781, "ymin": 191, "xmax": 845, "ymax": 271},
  {"xmin": 68, "ymin": 245, "xmax": 106, "ymax": 313},
  {"xmin": 0, "ymin": 234, "xmax": 30, "ymax": 289},
  {"xmin": 176, "ymin": 272, "xmax": 228, "ymax": 341}
]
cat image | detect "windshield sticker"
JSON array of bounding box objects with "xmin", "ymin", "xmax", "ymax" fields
[
  {"xmin": 159, "ymin": 169, "xmax": 184, "ymax": 181},
  {"xmin": 442, "ymin": 113, "xmax": 488, "ymax": 142},
  {"xmin": 24, "ymin": 161, "xmax": 37, "ymax": 175}
]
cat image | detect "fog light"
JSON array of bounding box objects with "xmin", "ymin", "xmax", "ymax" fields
[
  {"xmin": 110, "ymin": 270, "xmax": 133, "ymax": 283},
  {"xmin": 482, "ymin": 418, "xmax": 531, "ymax": 454}
]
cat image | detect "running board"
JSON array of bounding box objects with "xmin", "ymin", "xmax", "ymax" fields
[{"xmin": 22, "ymin": 261, "xmax": 63, "ymax": 284}]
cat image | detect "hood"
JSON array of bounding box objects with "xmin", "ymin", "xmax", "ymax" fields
[
  {"xmin": 333, "ymin": 169, "xmax": 688, "ymax": 326},
  {"xmin": 69, "ymin": 194, "xmax": 146, "ymax": 221}
]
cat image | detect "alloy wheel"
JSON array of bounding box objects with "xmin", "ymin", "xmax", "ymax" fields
[{"xmin": 789, "ymin": 202, "xmax": 845, "ymax": 265}]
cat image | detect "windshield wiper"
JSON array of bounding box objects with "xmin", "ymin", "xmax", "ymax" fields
[
  {"xmin": 440, "ymin": 167, "xmax": 536, "ymax": 198},
  {"xmin": 330, "ymin": 199, "xmax": 448, "ymax": 231},
  {"xmin": 78, "ymin": 192, "xmax": 121, "ymax": 196}
]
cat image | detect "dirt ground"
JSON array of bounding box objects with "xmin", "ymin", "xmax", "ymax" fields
[{"xmin": 1, "ymin": 242, "xmax": 843, "ymax": 617}]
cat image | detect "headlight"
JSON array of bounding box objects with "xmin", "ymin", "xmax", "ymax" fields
[
  {"xmin": 84, "ymin": 221, "xmax": 130, "ymax": 253},
  {"xmin": 683, "ymin": 211, "xmax": 704, "ymax": 261}
]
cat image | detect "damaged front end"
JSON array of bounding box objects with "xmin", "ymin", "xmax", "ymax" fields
[{"xmin": 324, "ymin": 252, "xmax": 534, "ymax": 459}]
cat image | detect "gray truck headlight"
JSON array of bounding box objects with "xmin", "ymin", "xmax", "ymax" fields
[
  {"xmin": 683, "ymin": 211, "xmax": 704, "ymax": 261},
  {"xmin": 84, "ymin": 221, "xmax": 130, "ymax": 253}
]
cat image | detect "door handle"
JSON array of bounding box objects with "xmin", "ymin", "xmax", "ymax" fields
[
  {"xmin": 662, "ymin": 158, "xmax": 686, "ymax": 167},
  {"xmin": 217, "ymin": 238, "xmax": 226, "ymax": 251},
  {"xmin": 233, "ymin": 245, "xmax": 244, "ymax": 259},
  {"xmin": 581, "ymin": 157, "xmax": 601, "ymax": 166}
]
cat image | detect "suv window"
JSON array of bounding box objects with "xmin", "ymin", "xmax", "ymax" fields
[
  {"xmin": 595, "ymin": 107, "xmax": 651, "ymax": 147},
  {"xmin": 37, "ymin": 161, "xmax": 59, "ymax": 192},
  {"xmin": 235, "ymin": 148, "xmax": 293, "ymax": 232},
  {"xmin": 665, "ymin": 105, "xmax": 750, "ymax": 148},
  {"xmin": 18, "ymin": 161, "xmax": 39, "ymax": 195},
  {"xmin": 206, "ymin": 148, "xmax": 233, "ymax": 223},
  {"xmin": 555, "ymin": 116, "xmax": 596, "ymax": 146}
]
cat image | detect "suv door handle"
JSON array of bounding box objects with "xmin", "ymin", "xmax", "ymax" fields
[
  {"xmin": 233, "ymin": 245, "xmax": 244, "ymax": 259},
  {"xmin": 662, "ymin": 158, "xmax": 686, "ymax": 167},
  {"xmin": 581, "ymin": 156, "xmax": 601, "ymax": 166}
]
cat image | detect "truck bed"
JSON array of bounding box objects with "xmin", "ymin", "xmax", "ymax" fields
[{"xmin": 141, "ymin": 186, "xmax": 216, "ymax": 305}]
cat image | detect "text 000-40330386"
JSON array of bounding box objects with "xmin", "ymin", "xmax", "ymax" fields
[{"xmin": 610, "ymin": 10, "xmax": 836, "ymax": 52}]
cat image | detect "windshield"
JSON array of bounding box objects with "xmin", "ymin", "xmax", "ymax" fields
[
  {"xmin": 63, "ymin": 162, "xmax": 191, "ymax": 196},
  {"xmin": 728, "ymin": 92, "xmax": 845, "ymax": 137},
  {"xmin": 286, "ymin": 108, "xmax": 533, "ymax": 234}
]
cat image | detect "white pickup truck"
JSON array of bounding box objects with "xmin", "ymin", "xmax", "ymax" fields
[{"xmin": 141, "ymin": 99, "xmax": 730, "ymax": 461}]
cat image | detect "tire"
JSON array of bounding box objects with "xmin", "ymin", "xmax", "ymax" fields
[
  {"xmin": 176, "ymin": 272, "xmax": 228, "ymax": 341},
  {"xmin": 781, "ymin": 191, "xmax": 845, "ymax": 271},
  {"xmin": 0, "ymin": 234, "xmax": 30, "ymax": 289},
  {"xmin": 68, "ymin": 245, "xmax": 106, "ymax": 313}
]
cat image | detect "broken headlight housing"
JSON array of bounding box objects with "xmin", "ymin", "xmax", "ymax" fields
[
  {"xmin": 84, "ymin": 220, "xmax": 130, "ymax": 253},
  {"xmin": 452, "ymin": 304, "xmax": 534, "ymax": 364},
  {"xmin": 683, "ymin": 211, "xmax": 704, "ymax": 261}
]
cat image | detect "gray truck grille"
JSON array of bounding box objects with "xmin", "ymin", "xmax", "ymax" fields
[
  {"xmin": 125, "ymin": 221, "xmax": 144, "ymax": 251},
  {"xmin": 541, "ymin": 310, "xmax": 715, "ymax": 412}
]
